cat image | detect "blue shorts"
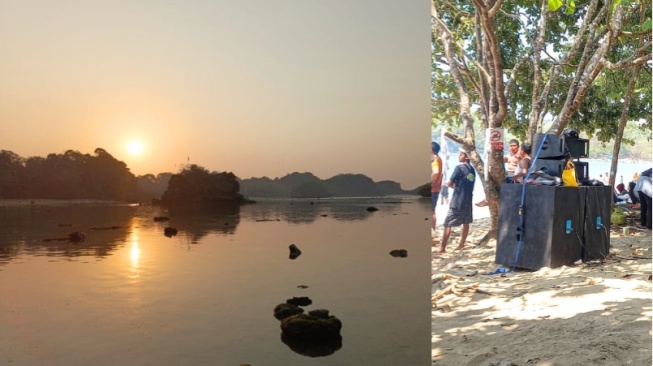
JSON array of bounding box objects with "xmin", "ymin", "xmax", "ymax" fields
[{"xmin": 431, "ymin": 192, "xmax": 440, "ymax": 213}]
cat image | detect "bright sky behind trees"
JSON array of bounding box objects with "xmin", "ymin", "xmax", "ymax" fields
[{"xmin": 0, "ymin": 1, "xmax": 431, "ymax": 189}]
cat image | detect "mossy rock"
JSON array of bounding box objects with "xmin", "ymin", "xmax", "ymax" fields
[{"xmin": 280, "ymin": 310, "xmax": 342, "ymax": 340}]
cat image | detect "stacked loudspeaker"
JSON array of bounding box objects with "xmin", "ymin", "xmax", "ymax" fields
[
  {"xmin": 530, "ymin": 132, "xmax": 590, "ymax": 181},
  {"xmin": 495, "ymin": 133, "xmax": 610, "ymax": 271},
  {"xmin": 496, "ymin": 184, "xmax": 611, "ymax": 270}
]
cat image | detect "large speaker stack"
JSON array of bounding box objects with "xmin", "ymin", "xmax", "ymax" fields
[
  {"xmin": 530, "ymin": 132, "xmax": 590, "ymax": 182},
  {"xmin": 495, "ymin": 133, "xmax": 610, "ymax": 271},
  {"xmin": 496, "ymin": 184, "xmax": 611, "ymax": 270}
]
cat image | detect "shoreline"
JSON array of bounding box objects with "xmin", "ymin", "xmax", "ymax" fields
[{"xmin": 0, "ymin": 199, "xmax": 133, "ymax": 207}]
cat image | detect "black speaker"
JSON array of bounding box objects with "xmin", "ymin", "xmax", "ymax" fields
[
  {"xmin": 496, "ymin": 184, "xmax": 584, "ymax": 270},
  {"xmin": 574, "ymin": 161, "xmax": 589, "ymax": 182},
  {"xmin": 565, "ymin": 138, "xmax": 589, "ymax": 158},
  {"xmin": 532, "ymin": 133, "xmax": 566, "ymax": 159},
  {"xmin": 531, "ymin": 159, "xmax": 565, "ymax": 177},
  {"xmin": 496, "ymin": 184, "xmax": 611, "ymax": 270},
  {"xmin": 582, "ymin": 186, "xmax": 611, "ymax": 261}
]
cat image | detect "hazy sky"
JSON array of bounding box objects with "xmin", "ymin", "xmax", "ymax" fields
[{"xmin": 0, "ymin": 1, "xmax": 431, "ymax": 189}]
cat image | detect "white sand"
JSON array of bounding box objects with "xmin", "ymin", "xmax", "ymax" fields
[{"xmin": 432, "ymin": 213, "xmax": 652, "ymax": 366}]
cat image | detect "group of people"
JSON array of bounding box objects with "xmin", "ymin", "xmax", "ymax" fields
[
  {"xmin": 430, "ymin": 137, "xmax": 652, "ymax": 253},
  {"xmin": 475, "ymin": 139, "xmax": 531, "ymax": 207},
  {"xmin": 431, "ymin": 141, "xmax": 476, "ymax": 253},
  {"xmin": 623, "ymin": 169, "xmax": 652, "ymax": 230},
  {"xmin": 430, "ymin": 138, "xmax": 531, "ymax": 252},
  {"xmin": 603, "ymin": 170, "xmax": 652, "ymax": 230}
]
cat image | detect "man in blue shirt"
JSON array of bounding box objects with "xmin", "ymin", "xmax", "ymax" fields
[{"xmin": 437, "ymin": 151, "xmax": 476, "ymax": 253}]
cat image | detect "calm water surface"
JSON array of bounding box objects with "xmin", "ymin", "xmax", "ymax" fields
[{"xmin": 0, "ymin": 197, "xmax": 431, "ymax": 365}]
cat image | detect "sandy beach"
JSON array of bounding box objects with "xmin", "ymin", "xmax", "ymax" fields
[{"xmin": 432, "ymin": 209, "xmax": 652, "ymax": 366}]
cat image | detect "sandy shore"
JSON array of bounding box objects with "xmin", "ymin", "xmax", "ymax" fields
[{"xmin": 432, "ymin": 211, "xmax": 652, "ymax": 366}]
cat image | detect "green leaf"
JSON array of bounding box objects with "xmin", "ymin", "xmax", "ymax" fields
[
  {"xmin": 643, "ymin": 19, "xmax": 652, "ymax": 31},
  {"xmin": 610, "ymin": 0, "xmax": 621, "ymax": 14},
  {"xmin": 548, "ymin": 0, "xmax": 563, "ymax": 11},
  {"xmin": 565, "ymin": 0, "xmax": 575, "ymax": 14}
]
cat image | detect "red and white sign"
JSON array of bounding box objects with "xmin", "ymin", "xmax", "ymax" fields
[{"xmin": 488, "ymin": 128, "xmax": 504, "ymax": 151}]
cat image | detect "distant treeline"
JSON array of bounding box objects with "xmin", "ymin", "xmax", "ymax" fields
[
  {"xmin": 0, "ymin": 149, "xmax": 416, "ymax": 202},
  {"xmin": 0, "ymin": 149, "xmax": 140, "ymax": 201},
  {"xmin": 238, "ymin": 172, "xmax": 409, "ymax": 198}
]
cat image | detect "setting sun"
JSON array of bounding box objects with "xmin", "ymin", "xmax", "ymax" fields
[{"xmin": 126, "ymin": 140, "xmax": 144, "ymax": 156}]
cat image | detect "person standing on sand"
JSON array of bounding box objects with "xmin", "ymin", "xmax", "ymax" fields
[
  {"xmin": 635, "ymin": 168, "xmax": 652, "ymax": 230},
  {"xmin": 431, "ymin": 142, "xmax": 443, "ymax": 238},
  {"xmin": 438, "ymin": 151, "xmax": 476, "ymax": 253}
]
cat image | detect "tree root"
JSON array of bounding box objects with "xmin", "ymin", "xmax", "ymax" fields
[{"xmin": 476, "ymin": 228, "xmax": 498, "ymax": 246}]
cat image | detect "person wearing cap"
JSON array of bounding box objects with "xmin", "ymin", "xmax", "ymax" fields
[
  {"xmin": 431, "ymin": 141, "xmax": 443, "ymax": 238},
  {"xmin": 437, "ymin": 150, "xmax": 476, "ymax": 253}
]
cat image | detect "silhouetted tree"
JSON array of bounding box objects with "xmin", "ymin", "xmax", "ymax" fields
[
  {"xmin": 0, "ymin": 150, "xmax": 26, "ymax": 198},
  {"xmin": 0, "ymin": 148, "xmax": 138, "ymax": 201},
  {"xmin": 160, "ymin": 164, "xmax": 244, "ymax": 206}
]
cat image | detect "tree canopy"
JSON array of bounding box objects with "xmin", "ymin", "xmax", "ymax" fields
[
  {"xmin": 0, "ymin": 149, "xmax": 138, "ymax": 201},
  {"xmin": 432, "ymin": 0, "xmax": 652, "ymax": 239}
]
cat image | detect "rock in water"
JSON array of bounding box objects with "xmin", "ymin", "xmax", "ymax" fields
[
  {"xmin": 286, "ymin": 296, "xmax": 312, "ymax": 307},
  {"xmin": 389, "ymin": 249, "xmax": 408, "ymax": 258},
  {"xmin": 280, "ymin": 309, "xmax": 342, "ymax": 340},
  {"xmin": 366, "ymin": 206, "xmax": 379, "ymax": 212},
  {"xmin": 164, "ymin": 227, "xmax": 178, "ymax": 237},
  {"xmin": 273, "ymin": 303, "xmax": 304, "ymax": 320},
  {"xmin": 68, "ymin": 231, "xmax": 85, "ymax": 242},
  {"xmin": 289, "ymin": 244, "xmax": 302, "ymax": 259}
]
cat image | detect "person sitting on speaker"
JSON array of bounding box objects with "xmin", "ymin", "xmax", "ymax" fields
[{"xmin": 510, "ymin": 143, "xmax": 532, "ymax": 183}]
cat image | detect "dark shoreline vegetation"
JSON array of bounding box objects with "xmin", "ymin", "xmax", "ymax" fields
[{"xmin": 0, "ymin": 149, "xmax": 419, "ymax": 205}]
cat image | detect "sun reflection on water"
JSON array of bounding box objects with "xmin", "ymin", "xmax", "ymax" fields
[{"xmin": 130, "ymin": 227, "xmax": 140, "ymax": 278}]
